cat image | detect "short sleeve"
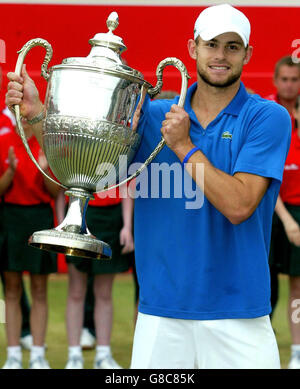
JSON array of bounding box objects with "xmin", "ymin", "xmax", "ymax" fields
[{"xmin": 233, "ymin": 102, "xmax": 291, "ymax": 183}]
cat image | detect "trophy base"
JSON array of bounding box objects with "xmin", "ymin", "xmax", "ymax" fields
[{"xmin": 29, "ymin": 229, "xmax": 112, "ymax": 259}]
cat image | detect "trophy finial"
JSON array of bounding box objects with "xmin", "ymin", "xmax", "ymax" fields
[
  {"xmin": 107, "ymin": 12, "xmax": 119, "ymax": 33},
  {"xmin": 88, "ymin": 10, "xmax": 126, "ymax": 58}
]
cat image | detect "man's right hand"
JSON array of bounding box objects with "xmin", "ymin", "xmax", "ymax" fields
[{"xmin": 6, "ymin": 64, "xmax": 44, "ymax": 121}]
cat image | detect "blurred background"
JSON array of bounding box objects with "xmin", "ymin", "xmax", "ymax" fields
[{"xmin": 0, "ymin": 0, "xmax": 300, "ymax": 100}]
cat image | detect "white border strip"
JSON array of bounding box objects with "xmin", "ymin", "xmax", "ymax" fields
[{"xmin": 0, "ymin": 0, "xmax": 299, "ymax": 6}]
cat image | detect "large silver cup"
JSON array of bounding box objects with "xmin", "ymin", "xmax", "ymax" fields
[{"xmin": 13, "ymin": 12, "xmax": 190, "ymax": 259}]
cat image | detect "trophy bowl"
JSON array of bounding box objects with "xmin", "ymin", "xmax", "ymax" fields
[{"xmin": 13, "ymin": 12, "xmax": 190, "ymax": 259}]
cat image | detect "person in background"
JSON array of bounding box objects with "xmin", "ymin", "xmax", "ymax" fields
[
  {"xmin": 0, "ymin": 66, "xmax": 32, "ymax": 352},
  {"xmin": 265, "ymin": 56, "xmax": 300, "ymax": 131},
  {"xmin": 0, "ymin": 112, "xmax": 59, "ymax": 369},
  {"xmin": 270, "ymin": 96, "xmax": 300, "ymax": 369},
  {"xmin": 266, "ymin": 56, "xmax": 300, "ymax": 318},
  {"xmin": 77, "ymin": 191, "xmax": 136, "ymax": 351},
  {"xmin": 64, "ymin": 188, "xmax": 134, "ymax": 369}
]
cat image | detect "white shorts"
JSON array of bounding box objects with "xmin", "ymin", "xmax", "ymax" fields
[{"xmin": 130, "ymin": 312, "xmax": 280, "ymax": 369}]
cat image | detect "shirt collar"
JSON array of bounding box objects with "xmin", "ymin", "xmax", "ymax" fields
[{"xmin": 185, "ymin": 81, "xmax": 249, "ymax": 117}]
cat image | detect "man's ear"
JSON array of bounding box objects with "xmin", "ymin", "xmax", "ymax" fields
[
  {"xmin": 243, "ymin": 45, "xmax": 253, "ymax": 65},
  {"xmin": 188, "ymin": 39, "xmax": 197, "ymax": 60}
]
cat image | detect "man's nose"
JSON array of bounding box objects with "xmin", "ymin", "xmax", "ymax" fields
[{"xmin": 213, "ymin": 46, "xmax": 226, "ymax": 60}]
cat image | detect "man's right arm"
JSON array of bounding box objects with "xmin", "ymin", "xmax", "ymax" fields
[{"xmin": 6, "ymin": 64, "xmax": 44, "ymax": 148}]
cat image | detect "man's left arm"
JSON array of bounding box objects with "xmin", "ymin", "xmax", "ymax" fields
[
  {"xmin": 173, "ymin": 139, "xmax": 269, "ymax": 225},
  {"xmin": 162, "ymin": 104, "xmax": 291, "ymax": 225}
]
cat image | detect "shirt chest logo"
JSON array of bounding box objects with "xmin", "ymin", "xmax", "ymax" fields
[{"xmin": 221, "ymin": 131, "xmax": 232, "ymax": 140}]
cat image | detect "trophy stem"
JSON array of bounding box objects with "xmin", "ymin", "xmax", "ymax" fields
[
  {"xmin": 57, "ymin": 188, "xmax": 92, "ymax": 235},
  {"xmin": 29, "ymin": 188, "xmax": 112, "ymax": 259}
]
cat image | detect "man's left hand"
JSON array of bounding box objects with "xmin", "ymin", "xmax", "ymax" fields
[{"xmin": 161, "ymin": 104, "xmax": 193, "ymax": 153}]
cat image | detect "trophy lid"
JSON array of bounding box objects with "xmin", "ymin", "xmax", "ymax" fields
[
  {"xmin": 59, "ymin": 11, "xmax": 145, "ymax": 81},
  {"xmin": 88, "ymin": 11, "xmax": 127, "ymax": 55}
]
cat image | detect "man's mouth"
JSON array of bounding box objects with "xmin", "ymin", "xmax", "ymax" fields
[{"xmin": 209, "ymin": 65, "xmax": 230, "ymax": 70}]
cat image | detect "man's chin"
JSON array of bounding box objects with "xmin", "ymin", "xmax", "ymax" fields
[
  {"xmin": 199, "ymin": 72, "xmax": 241, "ymax": 88},
  {"xmin": 209, "ymin": 79, "xmax": 232, "ymax": 87}
]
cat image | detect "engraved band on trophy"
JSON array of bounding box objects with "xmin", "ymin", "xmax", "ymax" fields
[{"xmin": 13, "ymin": 12, "xmax": 190, "ymax": 259}]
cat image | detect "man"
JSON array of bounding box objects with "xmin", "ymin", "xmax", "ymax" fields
[
  {"xmin": 130, "ymin": 4, "xmax": 291, "ymax": 369},
  {"xmin": 6, "ymin": 4, "xmax": 291, "ymax": 368},
  {"xmin": 266, "ymin": 56, "xmax": 300, "ymax": 319},
  {"xmin": 266, "ymin": 56, "xmax": 300, "ymax": 132}
]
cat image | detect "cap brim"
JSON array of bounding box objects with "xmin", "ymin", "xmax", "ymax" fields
[{"xmin": 199, "ymin": 26, "xmax": 248, "ymax": 47}]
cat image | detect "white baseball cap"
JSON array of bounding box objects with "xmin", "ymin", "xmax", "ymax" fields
[{"xmin": 194, "ymin": 4, "xmax": 251, "ymax": 47}]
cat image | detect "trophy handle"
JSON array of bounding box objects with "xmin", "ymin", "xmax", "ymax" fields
[
  {"xmin": 96, "ymin": 57, "xmax": 190, "ymax": 193},
  {"xmin": 14, "ymin": 38, "xmax": 67, "ymax": 189}
]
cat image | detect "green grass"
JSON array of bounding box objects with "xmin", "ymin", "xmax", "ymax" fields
[
  {"xmin": 0, "ymin": 274, "xmax": 293, "ymax": 369},
  {"xmin": 271, "ymin": 275, "xmax": 292, "ymax": 369},
  {"xmin": 0, "ymin": 273, "xmax": 136, "ymax": 369}
]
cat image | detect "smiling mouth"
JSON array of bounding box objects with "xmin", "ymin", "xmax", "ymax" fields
[{"xmin": 209, "ymin": 65, "xmax": 230, "ymax": 70}]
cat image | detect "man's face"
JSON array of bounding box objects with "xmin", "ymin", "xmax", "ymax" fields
[
  {"xmin": 274, "ymin": 65, "xmax": 300, "ymax": 101},
  {"xmin": 188, "ymin": 32, "xmax": 252, "ymax": 88}
]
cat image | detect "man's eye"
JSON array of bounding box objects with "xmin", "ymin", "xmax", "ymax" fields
[
  {"xmin": 207, "ymin": 42, "xmax": 216, "ymax": 48},
  {"xmin": 228, "ymin": 45, "xmax": 238, "ymax": 50}
]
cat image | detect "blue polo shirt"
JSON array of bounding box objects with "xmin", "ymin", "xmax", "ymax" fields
[{"xmin": 132, "ymin": 82, "xmax": 291, "ymax": 320}]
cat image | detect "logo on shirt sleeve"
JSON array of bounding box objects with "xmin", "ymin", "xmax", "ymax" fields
[
  {"xmin": 284, "ymin": 164, "xmax": 299, "ymax": 170},
  {"xmin": 0, "ymin": 127, "xmax": 12, "ymax": 136}
]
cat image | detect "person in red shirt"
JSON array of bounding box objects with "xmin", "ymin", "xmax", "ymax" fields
[
  {"xmin": 270, "ymin": 95, "xmax": 300, "ymax": 369},
  {"xmin": 0, "ymin": 102, "xmax": 33, "ymax": 349},
  {"xmin": 63, "ymin": 187, "xmax": 134, "ymax": 369},
  {"xmin": 265, "ymin": 56, "xmax": 300, "ymax": 132},
  {"xmin": 266, "ymin": 56, "xmax": 300, "ymax": 322},
  {"xmin": 0, "ymin": 118, "xmax": 60, "ymax": 369},
  {"xmin": 0, "ymin": 66, "xmax": 33, "ymax": 351}
]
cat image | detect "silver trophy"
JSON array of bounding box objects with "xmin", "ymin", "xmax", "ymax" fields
[{"xmin": 13, "ymin": 12, "xmax": 190, "ymax": 259}]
